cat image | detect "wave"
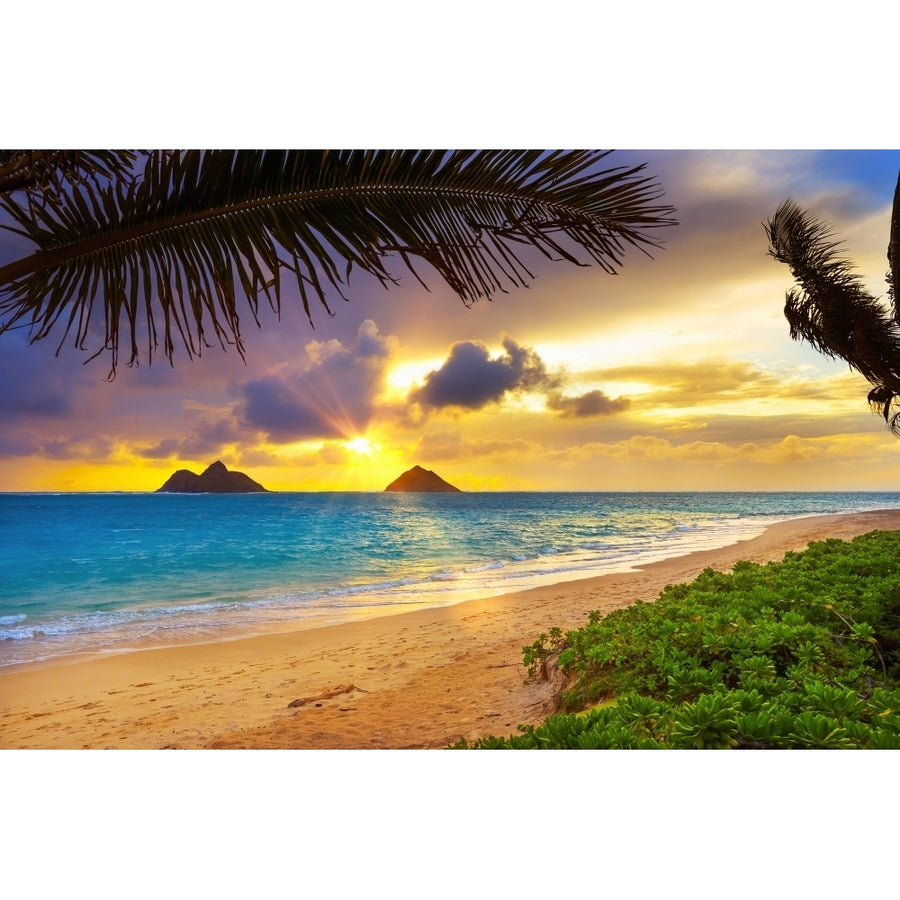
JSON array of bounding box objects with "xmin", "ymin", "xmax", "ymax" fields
[
  {"xmin": 465, "ymin": 561, "xmax": 506, "ymax": 573},
  {"xmin": 0, "ymin": 514, "xmax": 778, "ymax": 662},
  {"xmin": 4, "ymin": 491, "xmax": 900, "ymax": 667}
]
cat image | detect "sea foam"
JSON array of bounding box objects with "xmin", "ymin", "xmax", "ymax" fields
[{"xmin": 2, "ymin": 490, "xmax": 900, "ymax": 666}]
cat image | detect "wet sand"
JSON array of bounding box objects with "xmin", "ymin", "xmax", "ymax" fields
[{"xmin": 2, "ymin": 510, "xmax": 899, "ymax": 749}]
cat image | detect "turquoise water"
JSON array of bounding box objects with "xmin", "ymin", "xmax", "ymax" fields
[{"xmin": 2, "ymin": 491, "xmax": 900, "ymax": 666}]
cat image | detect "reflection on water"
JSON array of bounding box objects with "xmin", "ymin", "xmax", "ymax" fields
[{"xmin": 2, "ymin": 491, "xmax": 900, "ymax": 666}]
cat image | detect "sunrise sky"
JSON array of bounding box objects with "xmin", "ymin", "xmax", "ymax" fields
[{"xmin": 3, "ymin": 149, "xmax": 900, "ymax": 493}]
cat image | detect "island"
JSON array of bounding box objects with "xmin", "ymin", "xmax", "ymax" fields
[
  {"xmin": 155, "ymin": 460, "xmax": 268, "ymax": 493},
  {"xmin": 383, "ymin": 465, "xmax": 462, "ymax": 493}
]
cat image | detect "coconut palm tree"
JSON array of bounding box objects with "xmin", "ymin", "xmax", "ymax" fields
[
  {"xmin": 0, "ymin": 149, "xmax": 677, "ymax": 376},
  {"xmin": 765, "ymin": 170, "xmax": 900, "ymax": 434}
]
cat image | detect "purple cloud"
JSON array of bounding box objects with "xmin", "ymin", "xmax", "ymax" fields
[
  {"xmin": 410, "ymin": 337, "xmax": 559, "ymax": 411},
  {"xmin": 238, "ymin": 319, "xmax": 395, "ymax": 441},
  {"xmin": 138, "ymin": 418, "xmax": 248, "ymax": 460},
  {"xmin": 0, "ymin": 335, "xmax": 76, "ymax": 420}
]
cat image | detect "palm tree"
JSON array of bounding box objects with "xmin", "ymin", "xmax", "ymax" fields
[
  {"xmin": 765, "ymin": 170, "xmax": 900, "ymax": 434},
  {"xmin": 0, "ymin": 150, "xmax": 677, "ymax": 376}
]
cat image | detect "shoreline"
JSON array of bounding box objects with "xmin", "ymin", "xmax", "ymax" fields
[
  {"xmin": 3, "ymin": 509, "xmax": 900, "ymax": 749},
  {"xmin": 0, "ymin": 510, "xmax": 796, "ymax": 672},
  {"xmin": 0, "ymin": 507, "xmax": 870, "ymax": 672}
]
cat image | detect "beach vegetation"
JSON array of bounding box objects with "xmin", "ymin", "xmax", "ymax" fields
[
  {"xmin": 0, "ymin": 150, "xmax": 677, "ymax": 376},
  {"xmin": 454, "ymin": 529, "xmax": 900, "ymax": 748},
  {"xmin": 765, "ymin": 168, "xmax": 900, "ymax": 434},
  {"xmin": 522, "ymin": 626, "xmax": 566, "ymax": 681}
]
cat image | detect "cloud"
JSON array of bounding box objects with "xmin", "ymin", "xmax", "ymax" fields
[
  {"xmin": 238, "ymin": 319, "xmax": 397, "ymax": 441},
  {"xmin": 0, "ymin": 431, "xmax": 42, "ymax": 457},
  {"xmin": 40, "ymin": 434, "xmax": 118, "ymax": 461},
  {"xmin": 138, "ymin": 418, "xmax": 248, "ymax": 460},
  {"xmin": 546, "ymin": 389, "xmax": 631, "ymax": 418},
  {"xmin": 415, "ymin": 430, "xmax": 540, "ymax": 461},
  {"xmin": 410, "ymin": 428, "xmax": 898, "ymax": 486},
  {"xmin": 409, "ymin": 337, "xmax": 560, "ymax": 411},
  {"xmin": 233, "ymin": 441, "xmax": 352, "ymax": 469},
  {"xmin": 407, "ymin": 336, "xmax": 635, "ymax": 421},
  {"xmin": 583, "ymin": 361, "xmax": 776, "ymax": 404},
  {"xmin": 0, "ymin": 335, "xmax": 78, "ymax": 420},
  {"xmin": 580, "ymin": 360, "xmax": 868, "ymax": 413},
  {"xmin": 547, "ymin": 432, "xmax": 892, "ymax": 469}
]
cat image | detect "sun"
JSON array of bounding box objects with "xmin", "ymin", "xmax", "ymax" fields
[{"xmin": 344, "ymin": 437, "xmax": 376, "ymax": 455}]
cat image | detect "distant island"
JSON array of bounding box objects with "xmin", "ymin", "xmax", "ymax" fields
[
  {"xmin": 384, "ymin": 465, "xmax": 462, "ymax": 493},
  {"xmin": 156, "ymin": 460, "xmax": 268, "ymax": 493}
]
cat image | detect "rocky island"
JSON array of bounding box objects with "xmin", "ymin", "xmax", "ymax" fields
[
  {"xmin": 383, "ymin": 465, "xmax": 462, "ymax": 493},
  {"xmin": 156, "ymin": 460, "xmax": 268, "ymax": 493}
]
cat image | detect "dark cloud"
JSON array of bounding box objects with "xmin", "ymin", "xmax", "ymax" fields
[
  {"xmin": 0, "ymin": 334, "xmax": 77, "ymax": 420},
  {"xmin": 41, "ymin": 434, "xmax": 117, "ymax": 461},
  {"xmin": 407, "ymin": 336, "xmax": 632, "ymax": 421},
  {"xmin": 135, "ymin": 320, "xmax": 397, "ymax": 458},
  {"xmin": 546, "ymin": 389, "xmax": 631, "ymax": 418},
  {"xmin": 410, "ymin": 337, "xmax": 560, "ymax": 411},
  {"xmin": 0, "ymin": 431, "xmax": 42, "ymax": 457},
  {"xmin": 238, "ymin": 319, "xmax": 396, "ymax": 441},
  {"xmin": 0, "ymin": 335, "xmax": 125, "ymax": 458},
  {"xmin": 138, "ymin": 418, "xmax": 247, "ymax": 460},
  {"xmin": 139, "ymin": 438, "xmax": 182, "ymax": 460}
]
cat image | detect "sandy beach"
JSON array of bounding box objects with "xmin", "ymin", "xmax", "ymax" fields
[{"xmin": 2, "ymin": 509, "xmax": 900, "ymax": 750}]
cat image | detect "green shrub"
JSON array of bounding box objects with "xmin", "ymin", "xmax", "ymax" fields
[{"xmin": 458, "ymin": 529, "xmax": 900, "ymax": 750}]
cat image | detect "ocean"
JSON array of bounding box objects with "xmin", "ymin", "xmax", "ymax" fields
[{"xmin": 2, "ymin": 491, "xmax": 900, "ymax": 668}]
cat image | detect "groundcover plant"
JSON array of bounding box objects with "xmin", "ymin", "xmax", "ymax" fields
[{"xmin": 455, "ymin": 530, "xmax": 900, "ymax": 749}]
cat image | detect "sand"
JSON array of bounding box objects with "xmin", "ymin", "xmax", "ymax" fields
[{"xmin": 2, "ymin": 509, "xmax": 900, "ymax": 750}]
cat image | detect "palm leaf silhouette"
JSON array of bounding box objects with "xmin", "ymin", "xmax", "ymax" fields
[
  {"xmin": 0, "ymin": 150, "xmax": 138, "ymax": 195},
  {"xmin": 765, "ymin": 178, "xmax": 900, "ymax": 433},
  {"xmin": 0, "ymin": 149, "xmax": 676, "ymax": 375}
]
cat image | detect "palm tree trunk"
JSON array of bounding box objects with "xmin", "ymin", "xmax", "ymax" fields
[{"xmin": 890, "ymin": 170, "xmax": 900, "ymax": 323}]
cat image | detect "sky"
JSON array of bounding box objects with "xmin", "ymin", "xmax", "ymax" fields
[
  {"xmin": 6, "ymin": 5, "xmax": 900, "ymax": 887},
  {"xmin": 2, "ymin": 149, "xmax": 900, "ymax": 492}
]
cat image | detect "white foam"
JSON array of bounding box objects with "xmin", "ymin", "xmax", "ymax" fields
[{"xmin": 5, "ymin": 494, "xmax": 900, "ymax": 668}]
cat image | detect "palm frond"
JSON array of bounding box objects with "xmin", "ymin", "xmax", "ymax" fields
[
  {"xmin": 889, "ymin": 169, "xmax": 900, "ymax": 321},
  {"xmin": 765, "ymin": 198, "xmax": 900, "ymax": 433},
  {"xmin": 0, "ymin": 150, "xmax": 138, "ymax": 197},
  {"xmin": 0, "ymin": 150, "xmax": 676, "ymax": 374}
]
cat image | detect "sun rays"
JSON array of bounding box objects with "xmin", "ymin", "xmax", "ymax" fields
[{"xmin": 344, "ymin": 436, "xmax": 377, "ymax": 455}]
